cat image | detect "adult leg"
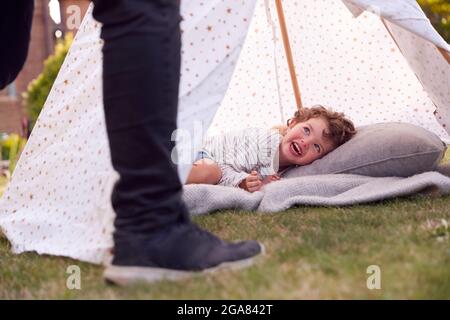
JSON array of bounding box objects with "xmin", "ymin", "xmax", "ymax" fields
[
  {"xmin": 0, "ymin": 1, "xmax": 34, "ymax": 89},
  {"xmin": 92, "ymin": 0, "xmax": 262, "ymax": 285}
]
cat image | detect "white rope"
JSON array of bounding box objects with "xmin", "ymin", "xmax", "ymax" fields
[{"xmin": 264, "ymin": 0, "xmax": 286, "ymax": 124}]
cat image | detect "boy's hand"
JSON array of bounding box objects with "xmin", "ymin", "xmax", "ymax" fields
[{"xmin": 239, "ymin": 171, "xmax": 262, "ymax": 193}]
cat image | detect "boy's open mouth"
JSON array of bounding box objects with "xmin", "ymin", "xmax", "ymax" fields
[{"xmin": 290, "ymin": 141, "xmax": 302, "ymax": 156}]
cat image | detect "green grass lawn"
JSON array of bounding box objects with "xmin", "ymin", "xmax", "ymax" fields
[{"xmin": 0, "ymin": 152, "xmax": 449, "ymax": 299}]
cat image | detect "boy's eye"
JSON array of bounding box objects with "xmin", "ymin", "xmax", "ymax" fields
[
  {"xmin": 303, "ymin": 127, "xmax": 310, "ymax": 135},
  {"xmin": 314, "ymin": 144, "xmax": 321, "ymax": 153}
]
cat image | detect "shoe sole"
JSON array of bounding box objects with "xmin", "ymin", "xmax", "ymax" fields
[{"xmin": 104, "ymin": 243, "xmax": 266, "ymax": 286}]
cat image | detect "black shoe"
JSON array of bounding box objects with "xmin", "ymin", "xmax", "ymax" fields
[{"xmin": 104, "ymin": 222, "xmax": 264, "ymax": 285}]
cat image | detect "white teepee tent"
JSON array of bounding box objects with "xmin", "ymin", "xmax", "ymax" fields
[{"xmin": 0, "ymin": 0, "xmax": 449, "ymax": 264}]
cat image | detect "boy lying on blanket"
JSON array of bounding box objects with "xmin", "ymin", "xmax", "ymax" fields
[{"xmin": 186, "ymin": 105, "xmax": 356, "ymax": 192}]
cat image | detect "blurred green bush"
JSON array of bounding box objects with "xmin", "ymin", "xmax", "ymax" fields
[
  {"xmin": 23, "ymin": 33, "xmax": 73, "ymax": 129},
  {"xmin": 418, "ymin": 0, "xmax": 450, "ymax": 43},
  {"xmin": 0, "ymin": 133, "xmax": 27, "ymax": 174}
]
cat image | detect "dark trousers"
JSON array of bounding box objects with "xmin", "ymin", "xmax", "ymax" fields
[
  {"xmin": 92, "ymin": 0, "xmax": 190, "ymax": 239},
  {"xmin": 0, "ymin": 1, "xmax": 34, "ymax": 89}
]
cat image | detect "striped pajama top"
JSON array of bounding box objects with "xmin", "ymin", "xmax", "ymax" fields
[{"xmin": 201, "ymin": 127, "xmax": 283, "ymax": 187}]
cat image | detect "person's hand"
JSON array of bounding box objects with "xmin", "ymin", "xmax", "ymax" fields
[
  {"xmin": 239, "ymin": 171, "xmax": 262, "ymax": 193},
  {"xmin": 262, "ymin": 174, "xmax": 280, "ymax": 186}
]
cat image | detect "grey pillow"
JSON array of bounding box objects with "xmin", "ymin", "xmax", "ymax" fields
[{"xmin": 283, "ymin": 122, "xmax": 447, "ymax": 178}]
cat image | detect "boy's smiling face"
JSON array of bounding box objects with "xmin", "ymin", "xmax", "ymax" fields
[{"xmin": 279, "ymin": 117, "xmax": 336, "ymax": 167}]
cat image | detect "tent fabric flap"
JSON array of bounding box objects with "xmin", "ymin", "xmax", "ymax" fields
[{"xmin": 342, "ymin": 0, "xmax": 450, "ymax": 52}]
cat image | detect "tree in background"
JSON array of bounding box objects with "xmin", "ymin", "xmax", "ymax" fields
[
  {"xmin": 418, "ymin": 0, "xmax": 450, "ymax": 43},
  {"xmin": 23, "ymin": 33, "xmax": 73, "ymax": 129}
]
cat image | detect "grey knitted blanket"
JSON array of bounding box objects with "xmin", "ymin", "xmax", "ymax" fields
[{"xmin": 182, "ymin": 172, "xmax": 450, "ymax": 215}]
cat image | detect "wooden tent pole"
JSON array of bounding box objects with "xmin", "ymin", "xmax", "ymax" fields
[{"xmin": 275, "ymin": 0, "xmax": 303, "ymax": 110}]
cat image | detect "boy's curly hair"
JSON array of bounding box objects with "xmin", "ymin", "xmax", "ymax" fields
[{"xmin": 280, "ymin": 105, "xmax": 356, "ymax": 148}]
